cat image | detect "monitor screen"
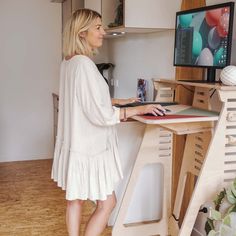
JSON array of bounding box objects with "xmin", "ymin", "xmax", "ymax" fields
[{"xmin": 174, "ymin": 2, "xmax": 234, "ymax": 69}]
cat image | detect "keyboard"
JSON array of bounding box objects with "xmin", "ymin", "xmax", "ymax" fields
[{"xmin": 114, "ymin": 101, "xmax": 178, "ymax": 108}]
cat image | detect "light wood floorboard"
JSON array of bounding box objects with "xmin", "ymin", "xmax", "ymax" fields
[{"xmin": 0, "ymin": 159, "xmax": 112, "ymax": 236}]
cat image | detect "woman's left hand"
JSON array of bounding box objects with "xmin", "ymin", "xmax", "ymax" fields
[
  {"xmin": 119, "ymin": 97, "xmax": 141, "ymax": 105},
  {"xmin": 127, "ymin": 97, "xmax": 141, "ymax": 104}
]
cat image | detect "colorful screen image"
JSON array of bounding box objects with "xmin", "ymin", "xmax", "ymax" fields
[{"xmin": 174, "ymin": 3, "xmax": 234, "ymax": 68}]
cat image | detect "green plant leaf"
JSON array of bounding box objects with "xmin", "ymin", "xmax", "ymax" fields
[
  {"xmin": 214, "ymin": 189, "xmax": 226, "ymax": 211},
  {"xmin": 229, "ymin": 183, "xmax": 236, "ymax": 199},
  {"xmin": 233, "ymin": 178, "xmax": 236, "ymax": 189},
  {"xmin": 223, "ymin": 214, "xmax": 231, "ymax": 226},
  {"xmin": 220, "ymin": 223, "xmax": 235, "ymax": 236},
  {"xmin": 227, "ymin": 204, "xmax": 236, "ymax": 214},
  {"xmin": 226, "ymin": 189, "xmax": 236, "ymax": 204},
  {"xmin": 224, "ymin": 212, "xmax": 236, "ymax": 229},
  {"xmin": 232, "ymin": 188, "xmax": 236, "ymax": 197},
  {"xmin": 219, "ymin": 200, "xmax": 231, "ymax": 216},
  {"xmin": 205, "ymin": 218, "xmax": 214, "ymax": 234},
  {"xmin": 208, "ymin": 230, "xmax": 217, "ymax": 236},
  {"xmin": 210, "ymin": 209, "xmax": 222, "ymax": 221}
]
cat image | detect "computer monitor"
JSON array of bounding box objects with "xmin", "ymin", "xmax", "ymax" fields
[{"xmin": 174, "ymin": 2, "xmax": 235, "ymax": 83}]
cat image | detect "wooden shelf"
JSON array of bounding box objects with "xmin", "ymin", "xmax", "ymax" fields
[
  {"xmin": 153, "ymin": 79, "xmax": 236, "ymax": 91},
  {"xmin": 105, "ymin": 27, "xmax": 173, "ymax": 35},
  {"xmin": 159, "ymin": 121, "xmax": 213, "ymax": 135}
]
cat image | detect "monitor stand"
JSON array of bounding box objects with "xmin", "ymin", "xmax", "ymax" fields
[{"xmin": 179, "ymin": 68, "xmax": 222, "ymax": 84}]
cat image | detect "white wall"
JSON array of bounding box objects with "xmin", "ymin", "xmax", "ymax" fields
[
  {"xmin": 0, "ymin": 0, "xmax": 61, "ymax": 162},
  {"xmin": 107, "ymin": 31, "xmax": 176, "ymax": 100},
  {"xmin": 94, "ymin": 40, "xmax": 109, "ymax": 63}
]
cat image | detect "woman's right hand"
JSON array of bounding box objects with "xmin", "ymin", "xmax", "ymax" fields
[
  {"xmin": 120, "ymin": 104, "xmax": 166, "ymax": 121},
  {"xmin": 136, "ymin": 104, "xmax": 166, "ymax": 116}
]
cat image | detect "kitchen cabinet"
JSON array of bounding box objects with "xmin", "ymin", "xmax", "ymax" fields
[
  {"xmin": 85, "ymin": 0, "xmax": 181, "ymax": 33},
  {"xmin": 62, "ymin": 0, "xmax": 84, "ymax": 29},
  {"xmin": 84, "ymin": 0, "xmax": 101, "ymax": 15}
]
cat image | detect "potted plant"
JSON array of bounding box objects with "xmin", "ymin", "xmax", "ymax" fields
[{"xmin": 205, "ymin": 178, "xmax": 236, "ymax": 236}]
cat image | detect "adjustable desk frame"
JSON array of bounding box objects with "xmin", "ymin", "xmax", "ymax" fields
[{"xmin": 112, "ymin": 79, "xmax": 236, "ymax": 236}]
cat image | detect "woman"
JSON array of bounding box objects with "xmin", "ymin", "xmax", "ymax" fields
[{"xmin": 51, "ymin": 9, "xmax": 165, "ymax": 236}]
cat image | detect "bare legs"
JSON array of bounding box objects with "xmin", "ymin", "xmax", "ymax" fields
[
  {"xmin": 84, "ymin": 192, "xmax": 117, "ymax": 236},
  {"xmin": 66, "ymin": 199, "xmax": 84, "ymax": 236},
  {"xmin": 66, "ymin": 192, "xmax": 116, "ymax": 236}
]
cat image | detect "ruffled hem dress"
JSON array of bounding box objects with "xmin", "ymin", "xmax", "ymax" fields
[{"xmin": 51, "ymin": 55, "xmax": 123, "ymax": 201}]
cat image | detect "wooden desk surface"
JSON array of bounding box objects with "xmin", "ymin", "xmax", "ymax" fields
[
  {"xmin": 153, "ymin": 79, "xmax": 236, "ymax": 91},
  {"xmin": 132, "ymin": 104, "xmax": 219, "ymax": 125}
]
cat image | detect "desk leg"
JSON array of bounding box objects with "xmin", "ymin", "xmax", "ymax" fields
[
  {"xmin": 112, "ymin": 125, "xmax": 172, "ymax": 236},
  {"xmin": 169, "ymin": 131, "xmax": 211, "ymax": 236},
  {"xmin": 170, "ymin": 131, "xmax": 211, "ymax": 223},
  {"xmin": 178, "ymin": 120, "xmax": 225, "ymax": 235}
]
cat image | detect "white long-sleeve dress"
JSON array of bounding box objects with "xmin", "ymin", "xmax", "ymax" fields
[{"xmin": 51, "ymin": 55, "xmax": 123, "ymax": 201}]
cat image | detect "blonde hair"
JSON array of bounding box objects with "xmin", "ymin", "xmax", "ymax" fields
[{"xmin": 63, "ymin": 9, "xmax": 101, "ymax": 58}]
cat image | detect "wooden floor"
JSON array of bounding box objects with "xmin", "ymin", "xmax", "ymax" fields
[{"xmin": 0, "ymin": 159, "xmax": 112, "ymax": 236}]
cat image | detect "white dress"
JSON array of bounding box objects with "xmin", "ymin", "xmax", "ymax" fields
[{"xmin": 51, "ymin": 55, "xmax": 123, "ymax": 201}]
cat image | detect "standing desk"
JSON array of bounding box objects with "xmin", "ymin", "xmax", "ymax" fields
[{"xmin": 112, "ymin": 80, "xmax": 236, "ymax": 236}]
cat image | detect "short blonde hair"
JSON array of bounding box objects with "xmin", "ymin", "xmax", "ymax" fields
[{"xmin": 63, "ymin": 9, "xmax": 101, "ymax": 58}]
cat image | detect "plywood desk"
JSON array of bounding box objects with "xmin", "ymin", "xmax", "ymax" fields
[{"xmin": 112, "ymin": 80, "xmax": 236, "ymax": 236}]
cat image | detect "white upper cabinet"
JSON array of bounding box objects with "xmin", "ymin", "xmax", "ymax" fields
[
  {"xmin": 84, "ymin": 0, "xmax": 101, "ymax": 14},
  {"xmin": 85, "ymin": 0, "xmax": 181, "ymax": 33},
  {"xmin": 62, "ymin": 0, "xmax": 84, "ymax": 30}
]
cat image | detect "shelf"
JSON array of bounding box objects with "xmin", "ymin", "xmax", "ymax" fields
[
  {"xmin": 159, "ymin": 121, "xmax": 213, "ymax": 135},
  {"xmin": 153, "ymin": 79, "xmax": 236, "ymax": 90},
  {"xmin": 51, "ymin": 0, "xmax": 65, "ymax": 2},
  {"xmin": 105, "ymin": 27, "xmax": 174, "ymax": 35}
]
